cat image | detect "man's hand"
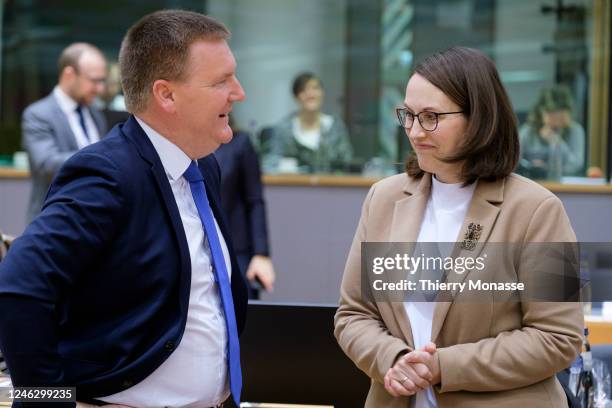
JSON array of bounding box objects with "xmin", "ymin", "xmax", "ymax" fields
[
  {"xmin": 246, "ymin": 255, "xmax": 275, "ymax": 292},
  {"xmin": 383, "ymin": 342, "xmax": 439, "ymax": 397}
]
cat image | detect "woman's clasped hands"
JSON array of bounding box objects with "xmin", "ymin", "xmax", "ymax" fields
[{"xmin": 384, "ymin": 342, "xmax": 440, "ymax": 397}]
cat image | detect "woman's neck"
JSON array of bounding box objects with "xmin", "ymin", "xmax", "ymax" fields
[{"xmin": 298, "ymin": 110, "xmax": 320, "ymax": 130}]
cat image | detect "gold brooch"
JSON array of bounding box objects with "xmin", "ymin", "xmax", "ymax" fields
[{"xmin": 461, "ymin": 222, "xmax": 482, "ymax": 250}]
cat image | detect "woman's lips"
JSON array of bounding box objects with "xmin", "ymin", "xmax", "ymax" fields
[{"xmin": 414, "ymin": 143, "xmax": 435, "ymax": 150}]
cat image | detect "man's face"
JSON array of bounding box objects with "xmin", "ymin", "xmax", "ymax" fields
[
  {"xmin": 68, "ymin": 51, "xmax": 107, "ymax": 105},
  {"xmin": 172, "ymin": 39, "xmax": 245, "ymax": 158}
]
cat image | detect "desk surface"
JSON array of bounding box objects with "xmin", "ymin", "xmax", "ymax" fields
[{"xmin": 2, "ymin": 167, "xmax": 611, "ymax": 193}]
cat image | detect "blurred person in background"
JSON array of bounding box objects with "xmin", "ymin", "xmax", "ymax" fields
[
  {"xmin": 269, "ymin": 72, "xmax": 353, "ymax": 173},
  {"xmin": 22, "ymin": 42, "xmax": 108, "ymax": 222},
  {"xmin": 518, "ymin": 85, "xmax": 585, "ymax": 180},
  {"xmin": 216, "ymin": 118, "xmax": 276, "ymax": 299},
  {"xmin": 100, "ymin": 62, "xmax": 127, "ymax": 112}
]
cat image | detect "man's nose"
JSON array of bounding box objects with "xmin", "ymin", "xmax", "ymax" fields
[{"xmin": 231, "ymin": 77, "xmax": 246, "ymax": 102}]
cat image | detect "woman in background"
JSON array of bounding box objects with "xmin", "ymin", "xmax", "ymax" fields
[
  {"xmin": 270, "ymin": 72, "xmax": 353, "ymax": 173},
  {"xmin": 519, "ymin": 85, "xmax": 585, "ymax": 180}
]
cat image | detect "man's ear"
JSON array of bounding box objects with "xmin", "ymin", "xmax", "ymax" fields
[
  {"xmin": 60, "ymin": 66, "xmax": 77, "ymax": 82},
  {"xmin": 151, "ymin": 79, "xmax": 176, "ymax": 113}
]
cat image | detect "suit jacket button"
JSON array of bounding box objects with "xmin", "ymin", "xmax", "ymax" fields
[
  {"xmin": 122, "ymin": 380, "xmax": 133, "ymax": 388},
  {"xmin": 165, "ymin": 341, "xmax": 175, "ymax": 350}
]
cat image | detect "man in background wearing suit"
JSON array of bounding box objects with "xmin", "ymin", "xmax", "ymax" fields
[
  {"xmin": 22, "ymin": 42, "xmax": 108, "ymax": 223},
  {"xmin": 216, "ymin": 127, "xmax": 276, "ymax": 299},
  {"xmin": 0, "ymin": 10, "xmax": 247, "ymax": 408}
]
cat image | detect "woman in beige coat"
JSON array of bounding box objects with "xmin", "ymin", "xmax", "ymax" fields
[{"xmin": 334, "ymin": 47, "xmax": 583, "ymax": 408}]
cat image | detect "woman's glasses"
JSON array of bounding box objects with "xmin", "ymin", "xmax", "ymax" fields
[{"xmin": 396, "ymin": 108, "xmax": 464, "ymax": 131}]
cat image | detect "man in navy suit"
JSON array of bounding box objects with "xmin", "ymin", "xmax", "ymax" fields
[
  {"xmin": 0, "ymin": 10, "xmax": 247, "ymax": 408},
  {"xmin": 215, "ymin": 129, "xmax": 276, "ymax": 299}
]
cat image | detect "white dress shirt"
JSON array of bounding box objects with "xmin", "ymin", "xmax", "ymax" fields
[
  {"xmin": 405, "ymin": 175, "xmax": 476, "ymax": 408},
  {"xmin": 100, "ymin": 117, "xmax": 231, "ymax": 408},
  {"xmin": 52, "ymin": 86, "xmax": 100, "ymax": 148}
]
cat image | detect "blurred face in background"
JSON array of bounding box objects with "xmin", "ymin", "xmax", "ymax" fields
[
  {"xmin": 403, "ymin": 73, "xmax": 468, "ymax": 183},
  {"xmin": 62, "ymin": 51, "xmax": 108, "ymax": 105},
  {"xmin": 542, "ymin": 109, "xmax": 571, "ymax": 131},
  {"xmin": 296, "ymin": 78, "xmax": 323, "ymax": 113}
]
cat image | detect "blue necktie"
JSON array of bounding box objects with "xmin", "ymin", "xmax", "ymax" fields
[
  {"xmin": 183, "ymin": 161, "xmax": 242, "ymax": 406},
  {"xmin": 75, "ymin": 105, "xmax": 90, "ymax": 143}
]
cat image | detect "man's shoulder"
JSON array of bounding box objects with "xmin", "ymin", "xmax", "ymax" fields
[
  {"xmin": 23, "ymin": 94, "xmax": 57, "ymax": 119},
  {"xmin": 70, "ymin": 125, "xmax": 138, "ymax": 171},
  {"xmin": 225, "ymin": 131, "xmax": 253, "ymax": 155}
]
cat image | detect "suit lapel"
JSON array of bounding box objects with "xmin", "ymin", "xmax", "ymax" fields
[
  {"xmin": 121, "ymin": 116, "xmax": 193, "ymax": 316},
  {"xmin": 387, "ymin": 174, "xmax": 431, "ymax": 349},
  {"xmin": 49, "ymin": 95, "xmax": 79, "ymax": 151},
  {"xmin": 431, "ymin": 177, "xmax": 504, "ymax": 343}
]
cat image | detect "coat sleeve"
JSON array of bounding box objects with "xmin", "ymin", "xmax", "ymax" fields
[
  {"xmin": 436, "ymin": 195, "xmax": 583, "ymax": 393},
  {"xmin": 334, "ymin": 184, "xmax": 411, "ymax": 384},
  {"xmin": 0, "ymin": 151, "xmax": 127, "ymax": 389}
]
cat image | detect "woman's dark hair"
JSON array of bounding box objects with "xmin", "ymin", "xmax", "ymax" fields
[
  {"xmin": 526, "ymin": 85, "xmax": 574, "ymax": 130},
  {"xmin": 404, "ymin": 47, "xmax": 519, "ymax": 183},
  {"xmin": 292, "ymin": 72, "xmax": 321, "ymax": 97}
]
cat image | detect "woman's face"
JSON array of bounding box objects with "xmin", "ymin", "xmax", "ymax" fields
[
  {"xmin": 542, "ymin": 109, "xmax": 571, "ymax": 131},
  {"xmin": 296, "ymin": 79, "xmax": 324, "ymax": 113},
  {"xmin": 403, "ymin": 73, "xmax": 468, "ymax": 183}
]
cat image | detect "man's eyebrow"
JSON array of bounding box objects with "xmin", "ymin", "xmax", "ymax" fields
[{"xmin": 214, "ymin": 71, "xmax": 234, "ymax": 81}]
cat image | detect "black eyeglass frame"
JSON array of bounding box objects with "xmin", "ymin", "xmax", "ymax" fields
[{"xmin": 396, "ymin": 107, "xmax": 464, "ymax": 131}]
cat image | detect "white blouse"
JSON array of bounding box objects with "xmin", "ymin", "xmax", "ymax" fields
[{"xmin": 404, "ymin": 175, "xmax": 476, "ymax": 408}]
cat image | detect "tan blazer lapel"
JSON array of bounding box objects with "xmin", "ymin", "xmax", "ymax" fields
[
  {"xmin": 431, "ymin": 177, "xmax": 505, "ymax": 343},
  {"xmin": 386, "ymin": 174, "xmax": 431, "ymax": 348}
]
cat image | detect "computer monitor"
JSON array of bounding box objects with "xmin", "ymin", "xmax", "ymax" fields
[{"xmin": 241, "ymin": 301, "xmax": 370, "ymax": 408}]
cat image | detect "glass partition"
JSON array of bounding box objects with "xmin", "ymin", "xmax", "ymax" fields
[{"xmin": 1, "ymin": 0, "xmax": 610, "ymax": 184}]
